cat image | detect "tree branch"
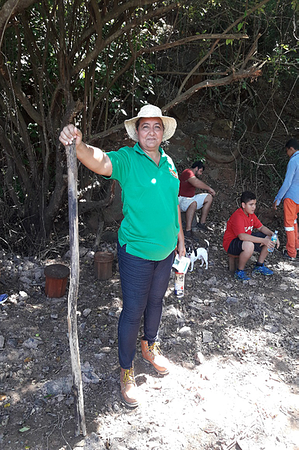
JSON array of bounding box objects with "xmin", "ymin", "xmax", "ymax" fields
[
  {"xmin": 178, "ymin": 0, "xmax": 271, "ymax": 94},
  {"xmin": 164, "ymin": 66, "xmax": 264, "ymax": 112},
  {"xmin": 70, "ymin": 2, "xmax": 178, "ymax": 76},
  {"xmin": 143, "ymin": 33, "xmax": 248, "ymax": 54},
  {"xmin": 0, "ymin": 0, "xmax": 36, "ymax": 49}
]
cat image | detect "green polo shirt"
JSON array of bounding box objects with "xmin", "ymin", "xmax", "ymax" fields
[{"xmin": 106, "ymin": 143, "xmax": 180, "ymax": 261}]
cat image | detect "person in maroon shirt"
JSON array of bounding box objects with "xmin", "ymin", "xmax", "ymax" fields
[
  {"xmin": 178, "ymin": 161, "xmax": 215, "ymax": 237},
  {"xmin": 223, "ymin": 191, "xmax": 280, "ymax": 280}
]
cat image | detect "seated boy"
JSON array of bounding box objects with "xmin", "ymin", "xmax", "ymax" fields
[{"xmin": 223, "ymin": 191, "xmax": 280, "ymax": 280}]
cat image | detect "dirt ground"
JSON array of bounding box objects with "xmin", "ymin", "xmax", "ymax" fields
[{"xmin": 1, "ymin": 208, "xmax": 299, "ymax": 450}]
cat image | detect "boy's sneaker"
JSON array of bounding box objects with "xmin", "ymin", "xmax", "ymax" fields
[
  {"xmin": 252, "ymin": 264, "xmax": 273, "ymax": 276},
  {"xmin": 283, "ymin": 250, "xmax": 296, "ymax": 261},
  {"xmin": 0, "ymin": 294, "xmax": 8, "ymax": 304},
  {"xmin": 234, "ymin": 269, "xmax": 250, "ymax": 281}
]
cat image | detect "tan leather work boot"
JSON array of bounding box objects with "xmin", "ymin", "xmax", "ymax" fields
[
  {"xmin": 141, "ymin": 339, "xmax": 170, "ymax": 375},
  {"xmin": 120, "ymin": 367, "xmax": 139, "ymax": 408}
]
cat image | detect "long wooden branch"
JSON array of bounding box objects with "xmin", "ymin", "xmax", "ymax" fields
[
  {"xmin": 164, "ymin": 67, "xmax": 263, "ymax": 112},
  {"xmin": 66, "ymin": 141, "xmax": 86, "ymax": 437}
]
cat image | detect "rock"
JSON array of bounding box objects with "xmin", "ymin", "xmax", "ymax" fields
[
  {"xmin": 238, "ymin": 311, "xmax": 249, "ymax": 318},
  {"xmin": 167, "ymin": 129, "xmax": 193, "ymax": 162},
  {"xmin": 279, "ymin": 284, "xmax": 288, "ymax": 291},
  {"xmin": 202, "ymin": 330, "xmax": 213, "ymax": 343},
  {"xmin": 6, "ymin": 338, "xmax": 18, "ymax": 348},
  {"xmin": 1, "ymin": 416, "xmax": 9, "ymax": 427},
  {"xmin": 172, "ymin": 103, "xmax": 189, "ymax": 121},
  {"xmin": 195, "ymin": 351, "xmax": 205, "ymax": 364},
  {"xmin": 82, "ymin": 371, "xmax": 100, "ymax": 384},
  {"xmin": 189, "ymin": 301, "xmax": 202, "ymax": 311},
  {"xmin": 19, "ymin": 276, "xmax": 31, "ymax": 285},
  {"xmin": 209, "ymin": 287, "xmax": 220, "ymax": 293},
  {"xmin": 8, "ymin": 294, "xmax": 18, "ymax": 304},
  {"xmin": 65, "ymin": 246, "xmax": 90, "ymax": 259},
  {"xmin": 100, "ymin": 347, "xmax": 112, "ymax": 353},
  {"xmin": 23, "ymin": 337, "xmax": 42, "ymax": 349},
  {"xmin": 163, "ymin": 305, "xmax": 185, "ymax": 321},
  {"xmin": 194, "ymin": 134, "xmax": 239, "ymax": 163},
  {"xmin": 211, "ymin": 118, "xmax": 233, "ymax": 139},
  {"xmin": 43, "ymin": 376, "xmax": 73, "ymax": 395},
  {"xmin": 178, "ymin": 326, "xmax": 192, "ymax": 337},
  {"xmin": 0, "ymin": 335, "xmax": 5, "ymax": 349},
  {"xmin": 34, "ymin": 269, "xmax": 43, "ymax": 281},
  {"xmin": 191, "ymin": 295, "xmax": 203, "ymax": 303},
  {"xmin": 83, "ymin": 308, "xmax": 92, "ymax": 317},
  {"xmin": 226, "ymin": 296, "xmax": 238, "ymax": 304},
  {"xmin": 182, "ymin": 119, "xmax": 209, "ymax": 136},
  {"xmin": 203, "ymin": 276, "xmax": 217, "ymax": 286},
  {"xmin": 264, "ymin": 324, "xmax": 279, "ymax": 333}
]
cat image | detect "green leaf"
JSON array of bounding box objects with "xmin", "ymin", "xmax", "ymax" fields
[{"xmin": 19, "ymin": 426, "xmax": 31, "ymax": 433}]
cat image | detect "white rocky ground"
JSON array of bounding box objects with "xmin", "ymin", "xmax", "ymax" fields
[{"xmin": 0, "ymin": 230, "xmax": 299, "ymax": 450}]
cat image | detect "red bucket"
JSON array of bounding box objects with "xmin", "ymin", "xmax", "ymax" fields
[{"xmin": 44, "ymin": 264, "xmax": 70, "ymax": 298}]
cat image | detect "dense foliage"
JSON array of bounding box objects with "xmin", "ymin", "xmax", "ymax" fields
[{"xmin": 0, "ymin": 0, "xmax": 298, "ymax": 253}]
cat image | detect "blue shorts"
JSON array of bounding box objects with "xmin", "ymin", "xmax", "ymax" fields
[{"xmin": 227, "ymin": 232, "xmax": 266, "ymax": 255}]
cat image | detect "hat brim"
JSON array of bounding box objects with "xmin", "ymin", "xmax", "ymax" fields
[{"xmin": 124, "ymin": 115, "xmax": 177, "ymax": 142}]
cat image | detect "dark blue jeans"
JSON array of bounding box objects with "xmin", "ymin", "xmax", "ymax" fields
[{"xmin": 117, "ymin": 241, "xmax": 174, "ymax": 369}]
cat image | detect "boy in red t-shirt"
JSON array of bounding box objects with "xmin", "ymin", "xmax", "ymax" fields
[{"xmin": 223, "ymin": 191, "xmax": 280, "ymax": 280}]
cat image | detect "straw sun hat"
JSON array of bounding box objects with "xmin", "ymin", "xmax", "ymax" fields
[{"xmin": 124, "ymin": 104, "xmax": 177, "ymax": 142}]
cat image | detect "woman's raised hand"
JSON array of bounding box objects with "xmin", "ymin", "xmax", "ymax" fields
[{"xmin": 59, "ymin": 124, "xmax": 82, "ymax": 147}]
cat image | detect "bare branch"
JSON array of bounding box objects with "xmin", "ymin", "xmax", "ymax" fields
[
  {"xmin": 178, "ymin": 0, "xmax": 271, "ymax": 94},
  {"xmin": 0, "ymin": 0, "xmax": 36, "ymax": 49},
  {"xmin": 143, "ymin": 33, "xmax": 248, "ymax": 54},
  {"xmin": 164, "ymin": 66, "xmax": 264, "ymax": 112},
  {"xmin": 241, "ymin": 33, "xmax": 261, "ymax": 70},
  {"xmin": 70, "ymin": 2, "xmax": 178, "ymax": 76}
]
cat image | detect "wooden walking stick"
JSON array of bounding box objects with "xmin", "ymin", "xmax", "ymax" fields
[{"xmin": 66, "ymin": 140, "xmax": 87, "ymax": 437}]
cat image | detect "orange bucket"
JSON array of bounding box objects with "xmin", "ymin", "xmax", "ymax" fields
[{"xmin": 94, "ymin": 252, "xmax": 114, "ymax": 280}]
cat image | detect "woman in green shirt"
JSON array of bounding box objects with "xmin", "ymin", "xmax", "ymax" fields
[{"xmin": 59, "ymin": 105, "xmax": 185, "ymax": 408}]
